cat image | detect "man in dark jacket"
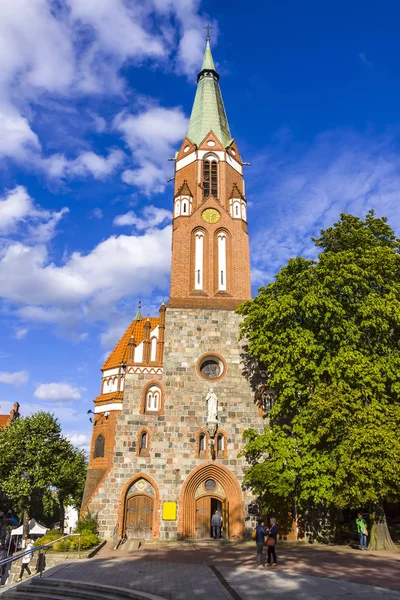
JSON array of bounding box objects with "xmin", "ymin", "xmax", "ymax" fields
[
  {"xmin": 211, "ymin": 511, "xmax": 223, "ymax": 539},
  {"xmin": 255, "ymin": 519, "xmax": 268, "ymax": 567}
]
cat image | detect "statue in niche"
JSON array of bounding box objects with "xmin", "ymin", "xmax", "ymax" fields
[{"xmin": 206, "ymin": 388, "xmax": 218, "ymax": 423}]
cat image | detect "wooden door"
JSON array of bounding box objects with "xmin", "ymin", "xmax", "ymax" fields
[
  {"xmin": 125, "ymin": 494, "xmax": 153, "ymax": 540},
  {"xmin": 195, "ymin": 496, "xmax": 211, "ymax": 538}
]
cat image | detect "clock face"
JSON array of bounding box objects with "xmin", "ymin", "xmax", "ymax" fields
[{"xmin": 202, "ymin": 208, "xmax": 221, "ymax": 224}]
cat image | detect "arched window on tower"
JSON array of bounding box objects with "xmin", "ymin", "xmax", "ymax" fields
[
  {"xmin": 217, "ymin": 232, "xmax": 227, "ymax": 291},
  {"xmin": 216, "ymin": 433, "xmax": 227, "ymax": 459},
  {"xmin": 93, "ymin": 433, "xmax": 105, "ymax": 459},
  {"xmin": 203, "ymin": 156, "xmax": 218, "ymax": 198},
  {"xmin": 146, "ymin": 385, "xmax": 160, "ymax": 412},
  {"xmin": 194, "ymin": 230, "xmax": 204, "ymax": 290},
  {"xmin": 139, "ymin": 431, "xmax": 148, "ymax": 456},
  {"xmin": 199, "ymin": 433, "xmax": 206, "ymax": 457}
]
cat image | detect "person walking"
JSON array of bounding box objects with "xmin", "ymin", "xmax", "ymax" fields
[
  {"xmin": 211, "ymin": 510, "xmax": 223, "ymax": 539},
  {"xmin": 266, "ymin": 518, "xmax": 279, "ymax": 567},
  {"xmin": 356, "ymin": 512, "xmax": 368, "ymax": 550},
  {"xmin": 255, "ymin": 519, "xmax": 268, "ymax": 568},
  {"xmin": 17, "ymin": 539, "xmax": 34, "ymax": 581}
]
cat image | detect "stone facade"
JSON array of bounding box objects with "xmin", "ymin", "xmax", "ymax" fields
[
  {"xmin": 82, "ymin": 37, "xmax": 265, "ymax": 542},
  {"xmin": 85, "ymin": 308, "xmax": 263, "ymax": 541}
]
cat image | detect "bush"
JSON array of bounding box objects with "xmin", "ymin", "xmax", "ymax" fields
[
  {"xmin": 74, "ymin": 510, "xmax": 99, "ymax": 535},
  {"xmin": 34, "ymin": 529, "xmax": 61, "ymax": 547},
  {"xmin": 33, "ymin": 526, "xmax": 101, "ymax": 552}
]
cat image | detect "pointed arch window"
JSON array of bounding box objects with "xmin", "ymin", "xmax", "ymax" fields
[
  {"xmin": 194, "ymin": 230, "xmax": 204, "ymax": 290},
  {"xmin": 216, "ymin": 434, "xmax": 225, "ymax": 458},
  {"xmin": 146, "ymin": 385, "xmax": 160, "ymax": 412},
  {"xmin": 93, "ymin": 434, "xmax": 105, "ymax": 459},
  {"xmin": 217, "ymin": 232, "xmax": 227, "ymax": 291},
  {"xmin": 203, "ymin": 156, "xmax": 218, "ymax": 198},
  {"xmin": 199, "ymin": 433, "xmax": 206, "ymax": 457}
]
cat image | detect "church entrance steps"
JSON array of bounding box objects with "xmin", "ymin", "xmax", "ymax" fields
[{"xmin": 2, "ymin": 578, "xmax": 167, "ymax": 600}]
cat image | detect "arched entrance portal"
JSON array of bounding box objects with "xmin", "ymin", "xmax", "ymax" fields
[
  {"xmin": 179, "ymin": 463, "xmax": 244, "ymax": 539},
  {"xmin": 124, "ymin": 478, "xmax": 155, "ymax": 540}
]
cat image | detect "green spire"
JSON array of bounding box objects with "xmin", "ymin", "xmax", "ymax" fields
[
  {"xmin": 133, "ymin": 300, "xmax": 142, "ymax": 321},
  {"xmin": 186, "ymin": 36, "xmax": 232, "ymax": 147},
  {"xmin": 201, "ymin": 38, "xmax": 215, "ymax": 71}
]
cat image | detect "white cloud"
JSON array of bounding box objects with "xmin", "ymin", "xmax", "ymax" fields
[
  {"xmin": 249, "ymin": 131, "xmax": 400, "ymax": 282},
  {"xmin": 115, "ymin": 106, "xmax": 188, "ymax": 193},
  {"xmin": 0, "ymin": 371, "xmax": 29, "ymax": 387},
  {"xmin": 90, "ymin": 208, "xmax": 104, "ymax": 220},
  {"xmin": 0, "ymin": 400, "xmax": 81, "ymax": 423},
  {"xmin": 0, "ymin": 186, "xmax": 69, "ymax": 242},
  {"xmin": 41, "ymin": 149, "xmax": 125, "ymax": 180},
  {"xmin": 34, "ymin": 382, "xmax": 83, "ymax": 403},
  {"xmin": 0, "ymin": 0, "xmax": 209, "ymax": 167},
  {"xmin": 66, "ymin": 432, "xmax": 91, "ymax": 453},
  {"xmin": 113, "ymin": 205, "xmax": 171, "ymax": 230},
  {"xmin": 13, "ymin": 327, "xmax": 28, "ymax": 340}
]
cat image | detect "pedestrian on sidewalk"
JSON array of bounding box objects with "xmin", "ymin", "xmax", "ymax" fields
[
  {"xmin": 266, "ymin": 518, "xmax": 279, "ymax": 567},
  {"xmin": 255, "ymin": 519, "xmax": 268, "ymax": 568},
  {"xmin": 211, "ymin": 510, "xmax": 223, "ymax": 539},
  {"xmin": 17, "ymin": 539, "xmax": 34, "ymax": 581},
  {"xmin": 356, "ymin": 513, "xmax": 368, "ymax": 550}
]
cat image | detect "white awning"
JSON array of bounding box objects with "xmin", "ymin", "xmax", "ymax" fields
[{"xmin": 11, "ymin": 518, "xmax": 48, "ymax": 536}]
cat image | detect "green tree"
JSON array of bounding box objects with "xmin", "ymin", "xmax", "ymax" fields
[
  {"xmin": 0, "ymin": 412, "xmax": 87, "ymax": 538},
  {"xmin": 53, "ymin": 442, "xmax": 87, "ymax": 532},
  {"xmin": 238, "ymin": 212, "xmax": 400, "ymax": 550}
]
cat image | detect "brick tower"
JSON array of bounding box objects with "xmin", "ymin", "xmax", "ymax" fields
[{"xmin": 82, "ymin": 35, "xmax": 263, "ymax": 542}]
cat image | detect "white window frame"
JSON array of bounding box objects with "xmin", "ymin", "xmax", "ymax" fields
[
  {"xmin": 217, "ymin": 232, "xmax": 227, "ymax": 291},
  {"xmin": 194, "ymin": 231, "xmax": 204, "ymax": 290},
  {"xmin": 146, "ymin": 385, "xmax": 160, "ymax": 411}
]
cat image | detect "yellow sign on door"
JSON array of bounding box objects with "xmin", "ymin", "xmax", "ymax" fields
[{"xmin": 162, "ymin": 501, "xmax": 177, "ymax": 521}]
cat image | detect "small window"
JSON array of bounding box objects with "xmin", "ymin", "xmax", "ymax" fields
[
  {"xmin": 216, "ymin": 433, "xmax": 226, "ymax": 459},
  {"xmin": 146, "ymin": 385, "xmax": 160, "ymax": 412},
  {"xmin": 199, "ymin": 433, "xmax": 206, "ymax": 451},
  {"xmin": 93, "ymin": 434, "xmax": 105, "ymax": 459},
  {"xmin": 139, "ymin": 432, "xmax": 148, "ymax": 456},
  {"xmin": 182, "ymin": 201, "xmax": 188, "ymax": 214}
]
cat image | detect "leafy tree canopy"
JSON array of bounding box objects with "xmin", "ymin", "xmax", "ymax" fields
[
  {"xmin": 238, "ymin": 212, "xmax": 400, "ymax": 549},
  {"xmin": 0, "ymin": 411, "xmax": 87, "ymax": 534}
]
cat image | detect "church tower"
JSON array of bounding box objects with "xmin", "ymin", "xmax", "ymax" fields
[{"xmin": 82, "ymin": 35, "xmax": 263, "ymax": 542}]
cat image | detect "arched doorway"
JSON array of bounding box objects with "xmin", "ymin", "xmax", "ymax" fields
[
  {"xmin": 179, "ymin": 463, "xmax": 244, "ymax": 539},
  {"xmin": 123, "ymin": 478, "xmax": 155, "ymax": 540}
]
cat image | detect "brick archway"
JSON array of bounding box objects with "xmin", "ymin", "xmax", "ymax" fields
[
  {"xmin": 117, "ymin": 472, "xmax": 160, "ymax": 539},
  {"xmin": 178, "ymin": 462, "xmax": 244, "ymax": 539}
]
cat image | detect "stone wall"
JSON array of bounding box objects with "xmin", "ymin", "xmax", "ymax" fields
[{"xmin": 86, "ymin": 308, "xmax": 263, "ymax": 541}]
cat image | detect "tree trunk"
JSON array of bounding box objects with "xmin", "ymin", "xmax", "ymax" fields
[
  {"xmin": 368, "ymin": 504, "xmax": 397, "ymax": 552},
  {"xmin": 59, "ymin": 498, "xmax": 65, "ymax": 534},
  {"xmin": 22, "ymin": 509, "xmax": 30, "ymax": 539}
]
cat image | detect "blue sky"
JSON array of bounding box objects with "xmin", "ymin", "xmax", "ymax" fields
[{"xmin": 1, "ymin": 0, "xmax": 400, "ymax": 451}]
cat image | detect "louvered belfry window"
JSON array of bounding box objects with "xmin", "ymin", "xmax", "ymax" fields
[{"xmin": 203, "ymin": 158, "xmax": 218, "ymax": 197}]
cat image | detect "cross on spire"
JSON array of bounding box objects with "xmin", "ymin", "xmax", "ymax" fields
[{"xmin": 204, "ymin": 23, "xmax": 213, "ymax": 41}]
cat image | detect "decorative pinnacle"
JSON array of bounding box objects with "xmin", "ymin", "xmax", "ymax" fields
[
  {"xmin": 133, "ymin": 300, "xmax": 143, "ymax": 321},
  {"xmin": 204, "ymin": 23, "xmax": 213, "ymax": 41}
]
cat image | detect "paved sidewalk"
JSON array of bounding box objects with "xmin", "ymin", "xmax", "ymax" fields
[
  {"xmin": 220, "ymin": 567, "xmax": 400, "ymax": 600},
  {"xmin": 35, "ymin": 557, "xmax": 400, "ymax": 600}
]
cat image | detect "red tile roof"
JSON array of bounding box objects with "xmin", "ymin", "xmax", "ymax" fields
[{"xmin": 102, "ymin": 317, "xmax": 159, "ymax": 371}]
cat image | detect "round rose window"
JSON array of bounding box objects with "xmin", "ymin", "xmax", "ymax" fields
[
  {"xmin": 200, "ymin": 356, "xmax": 223, "ymax": 379},
  {"xmin": 204, "ymin": 479, "xmax": 216, "ymax": 491}
]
